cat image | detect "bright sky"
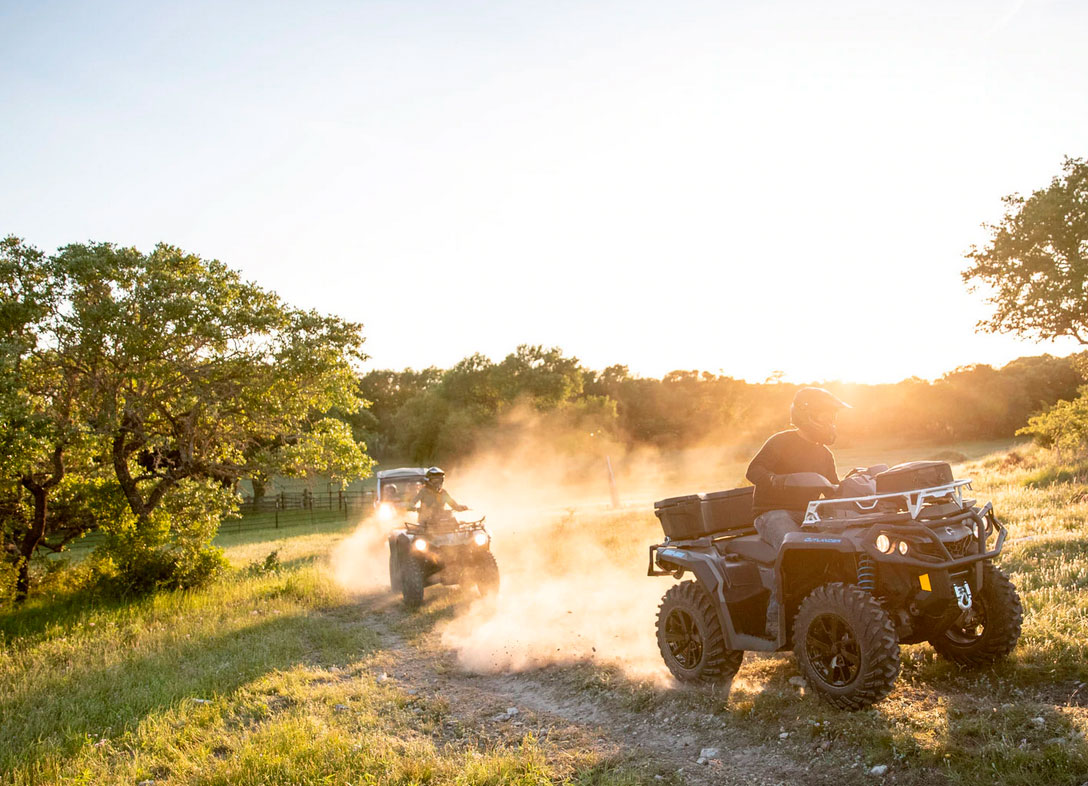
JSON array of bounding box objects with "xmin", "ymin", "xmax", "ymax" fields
[{"xmin": 2, "ymin": 0, "xmax": 1085, "ymax": 383}]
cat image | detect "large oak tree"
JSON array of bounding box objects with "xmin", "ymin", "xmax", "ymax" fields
[
  {"xmin": 964, "ymin": 156, "xmax": 1088, "ymax": 343},
  {"xmin": 1, "ymin": 238, "xmax": 374, "ymax": 598}
]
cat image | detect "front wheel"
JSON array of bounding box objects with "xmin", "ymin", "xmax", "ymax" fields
[
  {"xmin": 388, "ymin": 546, "xmax": 402, "ymax": 593},
  {"xmin": 656, "ymin": 581, "xmax": 743, "ymax": 684},
  {"xmin": 929, "ymin": 564, "xmax": 1022, "ymax": 667},
  {"xmin": 794, "ymin": 583, "xmax": 900, "ymax": 711},
  {"xmin": 474, "ymin": 551, "xmax": 500, "ymax": 597},
  {"xmin": 400, "ymin": 555, "xmax": 425, "ymax": 610}
]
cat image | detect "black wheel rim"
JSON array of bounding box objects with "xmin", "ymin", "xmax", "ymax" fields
[
  {"xmin": 806, "ymin": 613, "xmax": 862, "ymax": 687},
  {"xmin": 664, "ymin": 608, "xmax": 704, "ymax": 670},
  {"xmin": 945, "ymin": 600, "xmax": 987, "ymax": 645}
]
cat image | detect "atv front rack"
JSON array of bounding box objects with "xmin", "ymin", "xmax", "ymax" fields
[{"xmin": 803, "ymin": 481, "xmax": 974, "ymax": 525}]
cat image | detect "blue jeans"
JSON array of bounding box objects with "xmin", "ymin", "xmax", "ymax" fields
[
  {"xmin": 754, "ymin": 509, "xmax": 803, "ymax": 549},
  {"xmin": 753, "ymin": 509, "xmax": 802, "ymax": 637}
]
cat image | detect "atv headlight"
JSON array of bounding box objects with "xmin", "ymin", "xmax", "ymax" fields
[
  {"xmin": 413, "ymin": 538, "xmax": 427, "ymax": 552},
  {"xmin": 378, "ymin": 503, "xmax": 395, "ymax": 521},
  {"xmin": 897, "ymin": 540, "xmax": 910, "ymax": 556},
  {"xmin": 875, "ymin": 534, "xmax": 892, "ymax": 554},
  {"xmin": 473, "ymin": 531, "xmax": 489, "ymax": 547}
]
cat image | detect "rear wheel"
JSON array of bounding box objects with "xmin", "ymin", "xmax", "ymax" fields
[
  {"xmin": 929, "ymin": 564, "xmax": 1022, "ymax": 667},
  {"xmin": 474, "ymin": 551, "xmax": 500, "ymax": 597},
  {"xmin": 656, "ymin": 580, "xmax": 743, "ymax": 684},
  {"xmin": 400, "ymin": 555, "xmax": 425, "ymax": 610},
  {"xmin": 794, "ymin": 583, "xmax": 900, "ymax": 711}
]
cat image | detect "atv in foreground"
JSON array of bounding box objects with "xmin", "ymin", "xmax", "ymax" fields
[
  {"xmin": 388, "ymin": 509, "xmax": 499, "ymax": 609},
  {"xmin": 648, "ymin": 461, "xmax": 1023, "ymax": 710}
]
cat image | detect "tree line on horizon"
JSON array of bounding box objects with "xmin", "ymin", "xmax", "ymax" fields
[{"xmin": 350, "ymin": 348, "xmax": 1084, "ymax": 467}]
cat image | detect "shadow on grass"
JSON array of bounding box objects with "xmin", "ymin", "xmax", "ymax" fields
[
  {"xmin": 0, "ymin": 587, "xmax": 133, "ymax": 644},
  {"xmin": 0, "ymin": 597, "xmax": 382, "ymax": 775}
]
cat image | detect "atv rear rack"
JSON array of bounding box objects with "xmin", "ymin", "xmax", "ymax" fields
[{"xmin": 803, "ymin": 481, "xmax": 973, "ymax": 525}]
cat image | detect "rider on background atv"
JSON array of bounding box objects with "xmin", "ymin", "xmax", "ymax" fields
[
  {"xmin": 746, "ymin": 386, "xmax": 850, "ymax": 548},
  {"xmin": 411, "ymin": 467, "xmax": 468, "ymax": 526}
]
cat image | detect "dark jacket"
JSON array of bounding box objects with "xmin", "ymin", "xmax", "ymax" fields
[{"xmin": 746, "ymin": 429, "xmax": 838, "ymax": 513}]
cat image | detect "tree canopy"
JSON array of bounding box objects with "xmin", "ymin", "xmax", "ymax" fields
[
  {"xmin": 0, "ymin": 238, "xmax": 375, "ymax": 601},
  {"xmin": 964, "ymin": 156, "xmax": 1088, "ymax": 343}
]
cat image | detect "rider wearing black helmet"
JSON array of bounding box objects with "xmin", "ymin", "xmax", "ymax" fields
[
  {"xmin": 411, "ymin": 467, "xmax": 468, "ymax": 526},
  {"xmin": 746, "ymin": 387, "xmax": 850, "ymax": 549}
]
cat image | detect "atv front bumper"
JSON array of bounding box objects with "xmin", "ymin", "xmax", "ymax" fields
[{"xmin": 857, "ymin": 502, "xmax": 1006, "ymax": 572}]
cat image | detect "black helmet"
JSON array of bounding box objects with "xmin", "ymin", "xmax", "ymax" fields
[
  {"xmin": 424, "ymin": 466, "xmax": 445, "ymax": 488},
  {"xmin": 791, "ymin": 387, "xmax": 851, "ymax": 445}
]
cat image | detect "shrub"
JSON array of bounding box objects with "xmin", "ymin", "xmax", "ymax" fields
[
  {"xmin": 247, "ymin": 549, "xmax": 282, "ymax": 576},
  {"xmin": 1017, "ymin": 386, "xmax": 1088, "ymax": 458},
  {"xmin": 92, "ymin": 478, "xmax": 232, "ymax": 597}
]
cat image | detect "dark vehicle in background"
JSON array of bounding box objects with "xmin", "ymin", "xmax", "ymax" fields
[
  {"xmin": 380, "ymin": 467, "xmax": 499, "ymax": 609},
  {"xmin": 648, "ymin": 461, "xmax": 1023, "ymax": 710},
  {"xmin": 374, "ymin": 467, "xmax": 429, "ymax": 522}
]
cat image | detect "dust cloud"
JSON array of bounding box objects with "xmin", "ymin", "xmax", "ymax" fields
[
  {"xmin": 440, "ymin": 408, "xmax": 748, "ymax": 683},
  {"xmin": 331, "ymin": 405, "xmax": 751, "ymax": 683},
  {"xmin": 330, "ymin": 512, "xmax": 393, "ymax": 594}
]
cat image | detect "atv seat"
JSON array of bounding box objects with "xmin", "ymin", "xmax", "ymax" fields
[{"xmin": 717, "ymin": 534, "xmax": 777, "ymax": 565}]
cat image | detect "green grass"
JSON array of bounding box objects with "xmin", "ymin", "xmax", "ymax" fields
[{"xmin": 0, "ymin": 526, "xmax": 647, "ymax": 785}]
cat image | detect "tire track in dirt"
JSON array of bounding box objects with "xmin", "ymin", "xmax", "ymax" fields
[{"xmin": 355, "ymin": 591, "xmax": 869, "ymax": 786}]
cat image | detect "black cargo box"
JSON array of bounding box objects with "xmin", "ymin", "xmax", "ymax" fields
[
  {"xmin": 654, "ymin": 494, "xmax": 704, "ymax": 540},
  {"xmin": 875, "ymin": 461, "xmax": 953, "ymax": 493},
  {"xmin": 654, "ymin": 487, "xmax": 755, "ymax": 540},
  {"xmin": 700, "ymin": 487, "xmax": 755, "ymax": 534}
]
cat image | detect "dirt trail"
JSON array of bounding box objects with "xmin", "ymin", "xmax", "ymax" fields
[{"xmin": 354, "ymin": 590, "xmax": 871, "ymax": 786}]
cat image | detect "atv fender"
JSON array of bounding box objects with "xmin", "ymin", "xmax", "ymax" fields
[
  {"xmin": 652, "ymin": 545, "xmax": 777, "ymax": 652},
  {"xmin": 389, "ymin": 530, "xmax": 411, "ymax": 556},
  {"xmin": 777, "ymin": 532, "xmax": 861, "ymax": 643}
]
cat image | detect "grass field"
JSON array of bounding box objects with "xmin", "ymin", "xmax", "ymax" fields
[{"xmin": 1, "ymin": 443, "xmax": 1086, "ymax": 785}]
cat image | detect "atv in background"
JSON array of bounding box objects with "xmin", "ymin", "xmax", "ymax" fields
[
  {"xmin": 648, "ymin": 461, "xmax": 1023, "ymax": 710},
  {"xmin": 374, "ymin": 467, "xmax": 429, "ymax": 522},
  {"xmin": 388, "ymin": 507, "xmax": 499, "ymax": 609}
]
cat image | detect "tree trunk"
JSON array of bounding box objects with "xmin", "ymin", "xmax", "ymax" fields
[
  {"xmin": 14, "ymin": 484, "xmax": 48, "ymax": 602},
  {"xmin": 252, "ymin": 476, "xmax": 267, "ymax": 507},
  {"xmin": 113, "ymin": 432, "xmax": 148, "ymax": 523}
]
